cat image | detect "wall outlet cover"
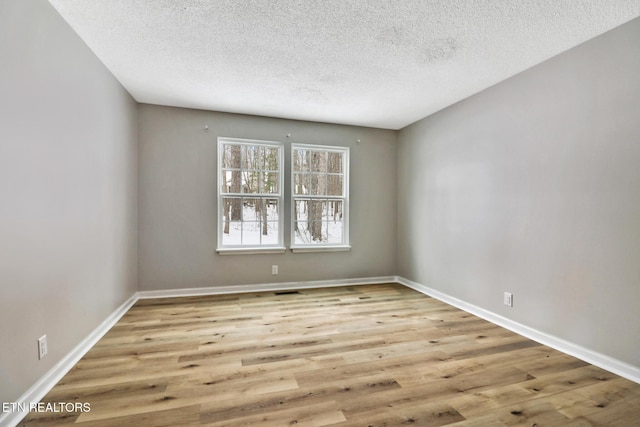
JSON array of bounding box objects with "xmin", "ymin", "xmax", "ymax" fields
[
  {"xmin": 504, "ymin": 292, "xmax": 513, "ymax": 307},
  {"xmin": 38, "ymin": 335, "xmax": 48, "ymax": 359}
]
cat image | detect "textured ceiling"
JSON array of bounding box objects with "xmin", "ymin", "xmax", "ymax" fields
[{"xmin": 48, "ymin": 1, "xmax": 639, "ymax": 130}]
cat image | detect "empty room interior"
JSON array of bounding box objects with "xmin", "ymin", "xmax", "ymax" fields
[{"xmin": 2, "ymin": 0, "xmax": 640, "ymax": 426}]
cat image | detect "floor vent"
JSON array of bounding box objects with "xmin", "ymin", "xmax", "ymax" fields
[{"xmin": 274, "ymin": 290, "xmax": 301, "ymax": 295}]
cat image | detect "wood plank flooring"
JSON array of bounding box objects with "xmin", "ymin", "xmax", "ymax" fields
[{"xmin": 19, "ymin": 283, "xmax": 640, "ymax": 426}]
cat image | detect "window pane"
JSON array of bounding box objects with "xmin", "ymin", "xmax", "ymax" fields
[
  {"xmin": 327, "ymin": 200, "xmax": 344, "ymax": 244},
  {"xmin": 294, "ymin": 220, "xmax": 310, "ymax": 244},
  {"xmin": 222, "ymin": 197, "xmax": 242, "ymax": 245},
  {"xmin": 242, "ymin": 198, "xmax": 261, "ymax": 221},
  {"xmin": 261, "ymin": 172, "xmax": 279, "ymax": 194},
  {"xmin": 327, "ymin": 152, "xmax": 343, "ymax": 173},
  {"xmin": 327, "ymin": 174, "xmax": 343, "ymax": 196},
  {"xmin": 241, "ymin": 171, "xmax": 259, "ymax": 193},
  {"xmin": 310, "ymin": 151, "xmax": 326, "ymax": 173},
  {"xmin": 309, "ymin": 199, "xmax": 328, "ymax": 219},
  {"xmin": 262, "ymin": 222, "xmax": 279, "ymax": 244},
  {"xmin": 309, "ymin": 174, "xmax": 327, "ymax": 196},
  {"xmin": 241, "ymin": 145, "xmax": 259, "ymax": 170},
  {"xmin": 222, "ymin": 196, "xmax": 243, "ymax": 222},
  {"xmin": 327, "ymin": 219, "xmax": 343, "ymax": 244},
  {"xmin": 221, "ymin": 170, "xmax": 231, "ymax": 193},
  {"xmin": 293, "ymin": 149, "xmax": 309, "ymax": 172},
  {"xmin": 328, "ymin": 200, "xmax": 343, "ymax": 221},
  {"xmin": 242, "ymin": 222, "xmax": 261, "ymax": 245},
  {"xmin": 306, "ymin": 200, "xmax": 327, "ymax": 243},
  {"xmin": 221, "ymin": 170, "xmax": 241, "ymax": 194},
  {"xmin": 294, "ymin": 173, "xmax": 309, "ymax": 195},
  {"xmin": 295, "ymin": 199, "xmax": 308, "ymax": 221},
  {"xmin": 262, "ymin": 147, "xmax": 279, "ymax": 171},
  {"xmin": 295, "ymin": 199, "xmax": 326, "ymax": 243},
  {"xmin": 223, "ymin": 144, "xmax": 241, "ymax": 168},
  {"xmin": 222, "ymin": 221, "xmax": 242, "ymax": 245},
  {"xmin": 304, "ymin": 222, "xmax": 326, "ymax": 243},
  {"xmin": 265, "ymin": 198, "xmax": 279, "ymax": 220}
]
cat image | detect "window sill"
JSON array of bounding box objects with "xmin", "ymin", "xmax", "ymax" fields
[
  {"xmin": 290, "ymin": 245, "xmax": 351, "ymax": 253},
  {"xmin": 217, "ymin": 247, "xmax": 287, "ymax": 255}
]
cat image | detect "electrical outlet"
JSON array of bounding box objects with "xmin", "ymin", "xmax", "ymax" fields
[
  {"xmin": 38, "ymin": 335, "xmax": 48, "ymax": 360},
  {"xmin": 504, "ymin": 292, "xmax": 513, "ymax": 307},
  {"xmin": 272, "ymin": 265, "xmax": 278, "ymax": 275}
]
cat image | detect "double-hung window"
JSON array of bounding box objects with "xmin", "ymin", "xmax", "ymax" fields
[
  {"xmin": 291, "ymin": 144, "xmax": 349, "ymax": 251},
  {"xmin": 217, "ymin": 138, "xmax": 284, "ymax": 253}
]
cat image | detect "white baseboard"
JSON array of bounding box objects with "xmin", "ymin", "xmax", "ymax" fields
[
  {"xmin": 395, "ymin": 275, "xmax": 640, "ymax": 385},
  {"xmin": 137, "ymin": 276, "xmax": 397, "ymax": 299},
  {"xmin": 0, "ymin": 294, "xmax": 138, "ymax": 427}
]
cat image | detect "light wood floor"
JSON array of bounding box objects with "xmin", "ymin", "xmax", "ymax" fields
[{"xmin": 20, "ymin": 283, "xmax": 640, "ymax": 426}]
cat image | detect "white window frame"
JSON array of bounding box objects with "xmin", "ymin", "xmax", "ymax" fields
[
  {"xmin": 290, "ymin": 144, "xmax": 350, "ymax": 253},
  {"xmin": 216, "ymin": 137, "xmax": 285, "ymax": 254}
]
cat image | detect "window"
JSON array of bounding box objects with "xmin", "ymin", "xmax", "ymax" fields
[
  {"xmin": 291, "ymin": 144, "xmax": 349, "ymax": 251},
  {"xmin": 217, "ymin": 138, "xmax": 284, "ymax": 253}
]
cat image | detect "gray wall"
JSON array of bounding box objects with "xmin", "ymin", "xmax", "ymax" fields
[
  {"xmin": 398, "ymin": 18, "xmax": 640, "ymax": 367},
  {"xmin": 138, "ymin": 104, "xmax": 396, "ymax": 290},
  {"xmin": 0, "ymin": 0, "xmax": 138, "ymax": 404}
]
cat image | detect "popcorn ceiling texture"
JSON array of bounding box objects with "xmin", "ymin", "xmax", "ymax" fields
[{"xmin": 48, "ymin": 0, "xmax": 639, "ymax": 129}]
